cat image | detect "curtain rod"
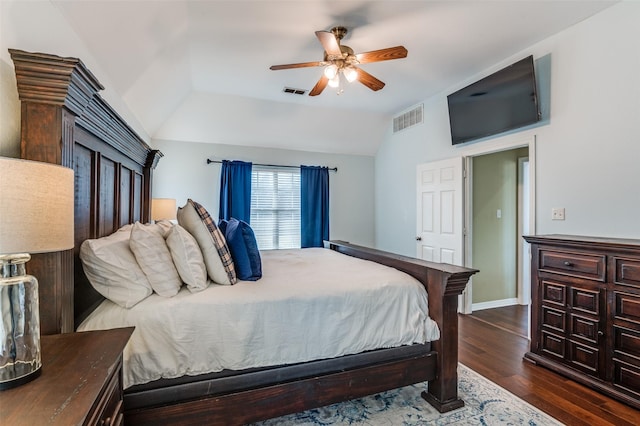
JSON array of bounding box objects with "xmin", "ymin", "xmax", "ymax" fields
[{"xmin": 206, "ymin": 159, "xmax": 337, "ymax": 172}]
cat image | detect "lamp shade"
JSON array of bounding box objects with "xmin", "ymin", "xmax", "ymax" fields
[
  {"xmin": 1, "ymin": 157, "xmax": 73, "ymax": 390},
  {"xmin": 0, "ymin": 157, "xmax": 74, "ymax": 254},
  {"xmin": 151, "ymin": 198, "xmax": 177, "ymax": 221}
]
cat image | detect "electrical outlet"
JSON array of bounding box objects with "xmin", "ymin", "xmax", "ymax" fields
[{"xmin": 552, "ymin": 208, "xmax": 565, "ymax": 220}]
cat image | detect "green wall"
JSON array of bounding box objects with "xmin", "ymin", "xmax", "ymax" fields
[{"xmin": 472, "ymin": 148, "xmax": 528, "ymax": 304}]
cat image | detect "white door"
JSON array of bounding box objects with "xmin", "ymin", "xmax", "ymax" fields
[
  {"xmin": 417, "ymin": 157, "xmax": 467, "ymax": 312},
  {"xmin": 416, "ymin": 157, "xmax": 464, "ymax": 265}
]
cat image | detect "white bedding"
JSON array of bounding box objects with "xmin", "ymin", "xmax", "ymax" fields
[{"xmin": 78, "ymin": 248, "xmax": 440, "ymax": 388}]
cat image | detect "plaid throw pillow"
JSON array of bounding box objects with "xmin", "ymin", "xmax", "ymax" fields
[{"xmin": 190, "ymin": 200, "xmax": 237, "ymax": 284}]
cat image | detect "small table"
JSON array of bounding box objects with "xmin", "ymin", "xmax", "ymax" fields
[{"xmin": 0, "ymin": 327, "xmax": 133, "ymax": 425}]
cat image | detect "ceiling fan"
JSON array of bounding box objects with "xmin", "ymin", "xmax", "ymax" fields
[{"xmin": 270, "ymin": 26, "xmax": 408, "ymax": 96}]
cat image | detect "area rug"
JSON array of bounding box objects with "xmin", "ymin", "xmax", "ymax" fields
[{"xmin": 253, "ymin": 364, "xmax": 563, "ymax": 425}]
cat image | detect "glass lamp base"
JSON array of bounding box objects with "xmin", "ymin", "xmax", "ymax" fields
[
  {"xmin": 0, "ymin": 365, "xmax": 41, "ymax": 390},
  {"xmin": 0, "ymin": 253, "xmax": 42, "ymax": 391}
]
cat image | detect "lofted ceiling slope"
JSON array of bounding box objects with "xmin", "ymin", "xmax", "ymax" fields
[{"xmin": 51, "ymin": 0, "xmax": 617, "ymax": 156}]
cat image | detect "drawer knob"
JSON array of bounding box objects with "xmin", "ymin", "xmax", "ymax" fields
[
  {"xmin": 563, "ymin": 261, "xmax": 573, "ymax": 267},
  {"xmin": 598, "ymin": 330, "xmax": 604, "ymax": 337}
]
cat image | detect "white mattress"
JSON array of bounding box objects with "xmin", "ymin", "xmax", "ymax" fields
[{"xmin": 78, "ymin": 248, "xmax": 440, "ymax": 388}]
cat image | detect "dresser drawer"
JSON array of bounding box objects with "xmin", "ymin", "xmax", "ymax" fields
[
  {"xmin": 614, "ymin": 325, "xmax": 640, "ymax": 362},
  {"xmin": 613, "ymin": 359, "xmax": 640, "ymax": 398},
  {"xmin": 570, "ymin": 313, "xmax": 600, "ymax": 344},
  {"xmin": 87, "ymin": 356, "xmax": 124, "ymax": 426},
  {"xmin": 614, "ymin": 257, "xmax": 640, "ymax": 289},
  {"xmin": 541, "ymin": 331, "xmax": 565, "ymax": 360},
  {"xmin": 541, "ymin": 305, "xmax": 565, "ymax": 332},
  {"xmin": 542, "ymin": 280, "xmax": 566, "ymax": 305},
  {"xmin": 614, "ymin": 291, "xmax": 640, "ymax": 325},
  {"xmin": 568, "ymin": 339, "xmax": 600, "ymax": 375},
  {"xmin": 539, "ymin": 249, "xmax": 606, "ymax": 281},
  {"xmin": 570, "ymin": 286, "xmax": 601, "ymax": 315}
]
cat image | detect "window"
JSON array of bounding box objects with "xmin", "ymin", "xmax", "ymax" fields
[{"xmin": 250, "ymin": 166, "xmax": 300, "ymax": 250}]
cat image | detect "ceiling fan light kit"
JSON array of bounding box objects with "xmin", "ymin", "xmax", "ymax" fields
[
  {"xmin": 343, "ymin": 66, "xmax": 358, "ymax": 83},
  {"xmin": 328, "ymin": 74, "xmax": 340, "ymax": 88},
  {"xmin": 270, "ymin": 26, "xmax": 407, "ymax": 96},
  {"xmin": 324, "ymin": 64, "xmax": 338, "ymax": 79}
]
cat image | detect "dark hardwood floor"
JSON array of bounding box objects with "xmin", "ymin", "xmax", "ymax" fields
[
  {"xmin": 459, "ymin": 307, "xmax": 640, "ymax": 425},
  {"xmin": 466, "ymin": 304, "xmax": 529, "ymax": 338}
]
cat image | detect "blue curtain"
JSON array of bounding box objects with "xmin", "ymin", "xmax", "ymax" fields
[
  {"xmin": 219, "ymin": 160, "xmax": 252, "ymax": 223},
  {"xmin": 301, "ymin": 165, "xmax": 329, "ymax": 248}
]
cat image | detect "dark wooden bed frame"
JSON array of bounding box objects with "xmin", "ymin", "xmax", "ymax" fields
[{"xmin": 11, "ymin": 49, "xmax": 477, "ymax": 425}]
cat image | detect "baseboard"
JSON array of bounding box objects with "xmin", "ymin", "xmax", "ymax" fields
[{"xmin": 472, "ymin": 298, "xmax": 519, "ymax": 311}]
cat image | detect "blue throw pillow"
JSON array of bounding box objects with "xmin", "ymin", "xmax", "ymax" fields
[
  {"xmin": 218, "ymin": 219, "xmax": 228, "ymax": 235},
  {"xmin": 224, "ymin": 218, "xmax": 262, "ymax": 281}
]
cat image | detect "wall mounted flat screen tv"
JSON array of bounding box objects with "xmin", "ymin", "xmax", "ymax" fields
[{"xmin": 447, "ymin": 55, "xmax": 540, "ymax": 145}]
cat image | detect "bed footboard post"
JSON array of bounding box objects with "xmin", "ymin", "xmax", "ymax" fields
[{"xmin": 421, "ymin": 269, "xmax": 473, "ymax": 412}]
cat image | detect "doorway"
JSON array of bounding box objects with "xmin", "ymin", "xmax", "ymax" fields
[
  {"xmin": 459, "ymin": 135, "xmax": 536, "ymax": 320},
  {"xmin": 469, "ymin": 147, "xmax": 528, "ymax": 310}
]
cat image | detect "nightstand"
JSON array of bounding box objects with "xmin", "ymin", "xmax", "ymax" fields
[{"xmin": 0, "ymin": 327, "xmax": 133, "ymax": 425}]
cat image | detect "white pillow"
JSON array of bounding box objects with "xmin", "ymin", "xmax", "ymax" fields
[
  {"xmin": 155, "ymin": 219, "xmax": 174, "ymax": 238},
  {"xmin": 80, "ymin": 226, "xmax": 152, "ymax": 308},
  {"xmin": 166, "ymin": 224, "xmax": 208, "ymax": 293},
  {"xmin": 177, "ymin": 200, "xmax": 236, "ymax": 285},
  {"xmin": 129, "ymin": 222, "xmax": 182, "ymax": 297}
]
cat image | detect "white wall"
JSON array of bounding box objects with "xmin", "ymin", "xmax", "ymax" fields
[
  {"xmin": 375, "ymin": 2, "xmax": 640, "ymax": 256},
  {"xmin": 0, "ymin": 0, "xmax": 149, "ymax": 158},
  {"xmin": 152, "ymin": 139, "xmax": 375, "ymax": 247},
  {"xmin": 0, "ymin": 1, "xmax": 376, "ymax": 251},
  {"xmin": 155, "ymin": 91, "xmax": 389, "ymax": 157}
]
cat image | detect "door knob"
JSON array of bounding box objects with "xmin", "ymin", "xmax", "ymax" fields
[{"xmin": 416, "ymin": 236, "xmax": 422, "ymax": 241}]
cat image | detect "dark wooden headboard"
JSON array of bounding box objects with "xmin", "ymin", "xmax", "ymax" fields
[{"xmin": 10, "ymin": 49, "xmax": 162, "ymax": 334}]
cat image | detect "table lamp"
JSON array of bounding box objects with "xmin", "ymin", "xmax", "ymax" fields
[
  {"xmin": 0, "ymin": 157, "xmax": 74, "ymax": 390},
  {"xmin": 151, "ymin": 198, "xmax": 177, "ymax": 222}
]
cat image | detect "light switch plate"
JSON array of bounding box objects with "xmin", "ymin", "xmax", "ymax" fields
[{"xmin": 552, "ymin": 208, "xmax": 565, "ymax": 220}]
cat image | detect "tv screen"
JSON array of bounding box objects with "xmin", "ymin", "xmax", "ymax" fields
[{"xmin": 447, "ymin": 56, "xmax": 540, "ymax": 145}]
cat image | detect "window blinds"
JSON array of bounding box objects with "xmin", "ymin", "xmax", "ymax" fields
[{"xmin": 250, "ymin": 166, "xmax": 301, "ymax": 250}]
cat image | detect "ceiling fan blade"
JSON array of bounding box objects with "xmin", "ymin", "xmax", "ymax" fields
[
  {"xmin": 309, "ymin": 75, "xmax": 329, "ymax": 96},
  {"xmin": 355, "ymin": 68, "xmax": 385, "ymax": 91},
  {"xmin": 356, "ymin": 46, "xmax": 408, "ymax": 64},
  {"xmin": 315, "ymin": 31, "xmax": 342, "ymax": 58},
  {"xmin": 270, "ymin": 61, "xmax": 325, "ymax": 71}
]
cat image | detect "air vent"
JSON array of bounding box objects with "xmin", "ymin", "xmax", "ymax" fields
[
  {"xmin": 283, "ymin": 87, "xmax": 307, "ymax": 95},
  {"xmin": 393, "ymin": 104, "xmax": 423, "ymax": 133}
]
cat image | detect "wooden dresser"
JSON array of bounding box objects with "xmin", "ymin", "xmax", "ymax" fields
[
  {"xmin": 1, "ymin": 327, "xmax": 133, "ymax": 425},
  {"xmin": 524, "ymin": 235, "xmax": 640, "ymax": 409}
]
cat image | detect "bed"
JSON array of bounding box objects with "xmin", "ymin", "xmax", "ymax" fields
[{"xmin": 11, "ymin": 49, "xmax": 477, "ymax": 425}]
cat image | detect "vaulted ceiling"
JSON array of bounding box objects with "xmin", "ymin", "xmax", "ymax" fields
[{"xmin": 52, "ymin": 1, "xmax": 616, "ymax": 155}]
